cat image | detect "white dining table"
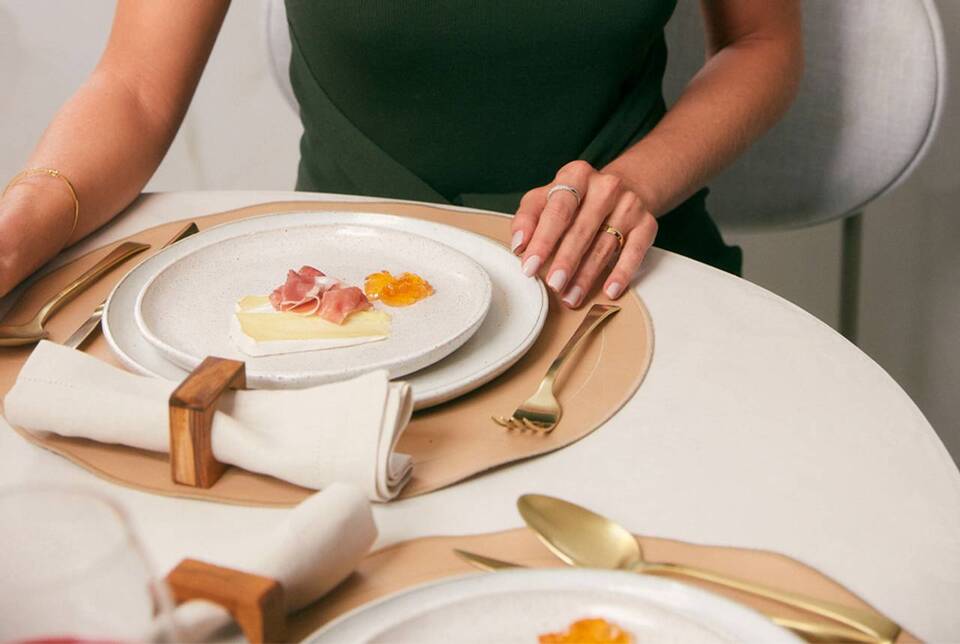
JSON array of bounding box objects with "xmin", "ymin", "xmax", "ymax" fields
[{"xmin": 1, "ymin": 190, "xmax": 959, "ymax": 642}]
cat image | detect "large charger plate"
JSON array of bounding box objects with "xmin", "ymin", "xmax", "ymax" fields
[
  {"xmin": 103, "ymin": 211, "xmax": 548, "ymax": 408},
  {"xmin": 306, "ymin": 569, "xmax": 799, "ymax": 643},
  {"xmin": 134, "ymin": 223, "xmax": 492, "ymax": 387}
]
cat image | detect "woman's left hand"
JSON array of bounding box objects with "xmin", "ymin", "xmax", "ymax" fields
[{"xmin": 511, "ymin": 160, "xmax": 658, "ymax": 308}]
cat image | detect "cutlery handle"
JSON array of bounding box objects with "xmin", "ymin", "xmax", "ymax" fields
[
  {"xmin": 541, "ymin": 304, "xmax": 620, "ymax": 390},
  {"xmin": 36, "ymin": 241, "xmax": 150, "ymax": 326},
  {"xmin": 771, "ymin": 616, "xmax": 882, "ymax": 643},
  {"xmin": 642, "ymin": 561, "xmax": 898, "ymax": 643}
]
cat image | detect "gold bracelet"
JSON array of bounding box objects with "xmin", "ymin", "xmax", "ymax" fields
[{"xmin": 3, "ymin": 167, "xmax": 81, "ymax": 241}]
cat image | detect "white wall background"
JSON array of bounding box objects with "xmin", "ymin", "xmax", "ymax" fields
[{"xmin": 2, "ymin": 1, "xmax": 957, "ymax": 462}]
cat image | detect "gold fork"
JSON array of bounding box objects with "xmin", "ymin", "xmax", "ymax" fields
[
  {"xmin": 493, "ymin": 303, "xmax": 620, "ymax": 433},
  {"xmin": 0, "ymin": 241, "xmax": 150, "ymax": 347}
]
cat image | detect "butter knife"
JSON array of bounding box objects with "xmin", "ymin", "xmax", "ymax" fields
[{"xmin": 64, "ymin": 222, "xmax": 200, "ymax": 349}]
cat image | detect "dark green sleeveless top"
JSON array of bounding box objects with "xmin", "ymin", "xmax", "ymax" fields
[{"xmin": 285, "ymin": 1, "xmax": 741, "ymax": 274}]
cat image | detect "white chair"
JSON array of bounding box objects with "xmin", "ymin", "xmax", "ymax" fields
[
  {"xmin": 663, "ymin": 0, "xmax": 946, "ymax": 342},
  {"xmin": 265, "ymin": 0, "xmax": 947, "ymax": 342}
]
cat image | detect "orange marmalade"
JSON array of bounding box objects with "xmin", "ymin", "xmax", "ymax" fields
[
  {"xmin": 364, "ymin": 271, "xmax": 434, "ymax": 307},
  {"xmin": 538, "ymin": 618, "xmax": 633, "ymax": 644}
]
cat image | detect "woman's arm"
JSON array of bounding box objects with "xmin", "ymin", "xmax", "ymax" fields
[
  {"xmin": 512, "ymin": 0, "xmax": 803, "ymax": 307},
  {"xmin": 0, "ymin": 0, "xmax": 230, "ymax": 297}
]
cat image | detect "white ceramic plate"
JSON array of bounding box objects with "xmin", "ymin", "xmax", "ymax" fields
[
  {"xmin": 305, "ymin": 569, "xmax": 800, "ymax": 644},
  {"xmin": 133, "ymin": 223, "xmax": 492, "ymax": 388},
  {"xmin": 103, "ymin": 211, "xmax": 547, "ymax": 406}
]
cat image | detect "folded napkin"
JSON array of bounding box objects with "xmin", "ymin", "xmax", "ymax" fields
[
  {"xmin": 171, "ymin": 482, "xmax": 376, "ymax": 641},
  {"xmin": 3, "ymin": 341, "xmax": 413, "ymax": 501}
]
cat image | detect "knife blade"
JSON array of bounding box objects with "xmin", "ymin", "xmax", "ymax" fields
[
  {"xmin": 453, "ymin": 549, "xmax": 524, "ymax": 572},
  {"xmin": 63, "ymin": 222, "xmax": 200, "ymax": 349}
]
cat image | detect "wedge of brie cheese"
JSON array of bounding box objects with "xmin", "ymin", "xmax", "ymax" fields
[{"xmin": 230, "ymin": 296, "xmax": 391, "ymax": 357}]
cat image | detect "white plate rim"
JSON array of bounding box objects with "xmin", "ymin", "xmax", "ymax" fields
[
  {"xmin": 102, "ymin": 210, "xmax": 548, "ymax": 408},
  {"xmin": 131, "ymin": 222, "xmax": 493, "ymax": 386},
  {"xmin": 304, "ymin": 568, "xmax": 800, "ymax": 644}
]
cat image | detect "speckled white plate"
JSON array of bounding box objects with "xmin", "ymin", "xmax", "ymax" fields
[
  {"xmin": 305, "ymin": 569, "xmax": 800, "ymax": 644},
  {"xmin": 133, "ymin": 223, "xmax": 492, "ymax": 388},
  {"xmin": 105, "ymin": 211, "xmax": 547, "ymax": 406}
]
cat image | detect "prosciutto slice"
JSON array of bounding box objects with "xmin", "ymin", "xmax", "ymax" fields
[
  {"xmin": 318, "ymin": 286, "xmax": 373, "ymax": 324},
  {"xmin": 269, "ymin": 266, "xmax": 372, "ymax": 324}
]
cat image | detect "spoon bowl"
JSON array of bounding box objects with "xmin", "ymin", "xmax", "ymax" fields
[{"xmin": 517, "ymin": 493, "xmax": 640, "ymax": 571}]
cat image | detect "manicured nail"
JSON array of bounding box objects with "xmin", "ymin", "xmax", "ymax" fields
[
  {"xmin": 605, "ymin": 282, "xmax": 623, "ymax": 299},
  {"xmin": 547, "ymin": 269, "xmax": 567, "ymax": 292},
  {"xmin": 511, "ymin": 231, "xmax": 524, "ymax": 253},
  {"xmin": 563, "ymin": 285, "xmax": 583, "ymax": 307},
  {"xmin": 522, "ymin": 255, "xmax": 541, "ymax": 278}
]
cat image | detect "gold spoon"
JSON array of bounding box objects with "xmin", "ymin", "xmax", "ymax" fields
[
  {"xmin": 517, "ymin": 494, "xmax": 900, "ymax": 644},
  {"xmin": 453, "ymin": 548, "xmax": 880, "ymax": 643},
  {"xmin": 0, "ymin": 241, "xmax": 150, "ymax": 347}
]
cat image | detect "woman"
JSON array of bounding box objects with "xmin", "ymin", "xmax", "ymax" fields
[{"xmin": 0, "ymin": 1, "xmax": 802, "ymax": 307}]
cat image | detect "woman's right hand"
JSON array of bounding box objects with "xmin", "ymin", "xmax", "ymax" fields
[
  {"xmin": 0, "ymin": 197, "xmax": 31, "ymax": 299},
  {"xmin": 0, "ymin": 0, "xmax": 231, "ymax": 300},
  {"xmin": 0, "ymin": 217, "xmax": 16, "ymax": 299},
  {"xmin": 0, "ymin": 182, "xmax": 74, "ymax": 299}
]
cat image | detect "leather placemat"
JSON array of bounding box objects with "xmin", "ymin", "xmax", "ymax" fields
[
  {"xmin": 0, "ymin": 201, "xmax": 653, "ymax": 504},
  {"xmin": 286, "ymin": 527, "xmax": 917, "ymax": 642}
]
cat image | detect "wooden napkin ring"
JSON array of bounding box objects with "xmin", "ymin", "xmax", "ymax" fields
[
  {"xmin": 166, "ymin": 558, "xmax": 285, "ymax": 643},
  {"xmin": 168, "ymin": 356, "xmax": 246, "ymax": 488}
]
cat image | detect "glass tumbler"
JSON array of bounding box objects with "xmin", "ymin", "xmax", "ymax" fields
[{"xmin": 0, "ymin": 487, "xmax": 177, "ymax": 643}]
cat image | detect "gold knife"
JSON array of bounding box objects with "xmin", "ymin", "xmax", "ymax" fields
[
  {"xmin": 453, "ymin": 549, "xmax": 881, "ymax": 643},
  {"xmin": 63, "ymin": 222, "xmax": 200, "ymax": 349},
  {"xmin": 454, "ymin": 549, "xmax": 523, "ymax": 571}
]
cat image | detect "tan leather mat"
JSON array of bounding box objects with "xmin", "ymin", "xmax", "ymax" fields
[
  {"xmin": 287, "ymin": 527, "xmax": 917, "ymax": 642},
  {"xmin": 0, "ymin": 201, "xmax": 653, "ymax": 504}
]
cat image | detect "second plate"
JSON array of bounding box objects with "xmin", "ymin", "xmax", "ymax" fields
[{"xmin": 104, "ymin": 210, "xmax": 548, "ymax": 408}]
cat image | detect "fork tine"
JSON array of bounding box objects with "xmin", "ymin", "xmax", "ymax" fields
[
  {"xmin": 492, "ymin": 416, "xmax": 532, "ymax": 432},
  {"xmin": 494, "ymin": 414, "xmax": 556, "ymax": 432},
  {"xmin": 520, "ymin": 417, "xmax": 555, "ymax": 433}
]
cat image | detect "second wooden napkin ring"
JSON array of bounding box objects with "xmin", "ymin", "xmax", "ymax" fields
[
  {"xmin": 168, "ymin": 356, "xmax": 246, "ymax": 488},
  {"xmin": 166, "ymin": 558, "xmax": 285, "ymax": 643}
]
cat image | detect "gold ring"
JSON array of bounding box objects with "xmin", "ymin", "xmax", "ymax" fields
[{"xmin": 601, "ymin": 223, "xmax": 625, "ymax": 250}]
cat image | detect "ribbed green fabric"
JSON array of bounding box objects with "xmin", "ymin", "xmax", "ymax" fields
[{"xmin": 285, "ymin": 0, "xmax": 741, "ymax": 274}]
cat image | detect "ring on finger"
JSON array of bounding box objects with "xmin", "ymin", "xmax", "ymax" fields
[
  {"xmin": 547, "ymin": 183, "xmax": 582, "ymax": 208},
  {"xmin": 600, "ymin": 223, "xmax": 625, "ymax": 251}
]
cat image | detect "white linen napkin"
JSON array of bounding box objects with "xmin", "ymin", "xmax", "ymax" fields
[
  {"xmin": 171, "ymin": 482, "xmax": 377, "ymax": 642},
  {"xmin": 3, "ymin": 341, "xmax": 413, "ymax": 501}
]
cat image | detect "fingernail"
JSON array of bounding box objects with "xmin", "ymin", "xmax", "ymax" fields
[
  {"xmin": 605, "ymin": 282, "xmax": 623, "ymax": 299},
  {"xmin": 547, "ymin": 269, "xmax": 567, "ymax": 292},
  {"xmin": 522, "ymin": 255, "xmax": 541, "ymax": 278},
  {"xmin": 563, "ymin": 285, "xmax": 583, "ymax": 307},
  {"xmin": 510, "ymin": 231, "xmax": 524, "ymax": 253}
]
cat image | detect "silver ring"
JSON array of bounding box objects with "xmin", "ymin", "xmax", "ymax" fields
[{"xmin": 547, "ymin": 183, "xmax": 582, "ymax": 208}]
